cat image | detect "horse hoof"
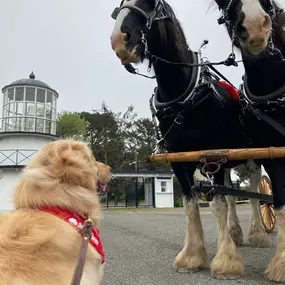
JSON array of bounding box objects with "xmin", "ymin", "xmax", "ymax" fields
[{"xmin": 248, "ymin": 226, "xmax": 269, "ymax": 248}]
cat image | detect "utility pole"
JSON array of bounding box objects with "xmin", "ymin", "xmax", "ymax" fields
[
  {"xmin": 135, "ymin": 150, "xmax": 138, "ymax": 171},
  {"xmin": 135, "ymin": 149, "xmax": 138, "ymax": 208}
]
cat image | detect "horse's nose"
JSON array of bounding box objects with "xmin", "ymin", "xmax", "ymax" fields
[{"xmin": 111, "ymin": 33, "xmax": 128, "ymax": 51}]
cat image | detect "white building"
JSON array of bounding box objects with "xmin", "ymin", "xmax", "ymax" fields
[
  {"xmin": 109, "ymin": 171, "xmax": 175, "ymax": 208},
  {"xmin": 0, "ymin": 72, "xmax": 59, "ymax": 211}
]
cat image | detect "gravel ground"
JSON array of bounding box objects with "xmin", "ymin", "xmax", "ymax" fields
[{"xmin": 100, "ymin": 205, "xmax": 277, "ymax": 285}]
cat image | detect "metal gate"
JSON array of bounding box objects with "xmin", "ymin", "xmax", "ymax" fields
[{"xmin": 101, "ymin": 177, "xmax": 154, "ymax": 208}]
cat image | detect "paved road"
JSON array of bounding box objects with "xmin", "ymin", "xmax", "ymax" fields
[{"xmin": 100, "ymin": 205, "xmax": 277, "ymax": 285}]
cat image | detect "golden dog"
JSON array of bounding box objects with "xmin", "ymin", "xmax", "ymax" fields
[{"xmin": 0, "ymin": 139, "xmax": 112, "ymax": 285}]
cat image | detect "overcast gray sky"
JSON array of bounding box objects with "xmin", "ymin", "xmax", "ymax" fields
[{"xmin": 0, "ymin": 0, "xmax": 284, "ymax": 118}]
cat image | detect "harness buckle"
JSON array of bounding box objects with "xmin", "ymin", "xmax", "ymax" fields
[
  {"xmin": 217, "ymin": 16, "xmax": 225, "ymax": 25},
  {"xmin": 174, "ymin": 114, "xmax": 184, "ymax": 125}
]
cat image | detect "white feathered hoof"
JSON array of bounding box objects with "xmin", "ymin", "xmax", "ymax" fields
[
  {"xmin": 210, "ymin": 245, "xmax": 245, "ymax": 280},
  {"xmin": 266, "ymin": 251, "xmax": 285, "ymax": 282},
  {"xmin": 174, "ymin": 247, "xmax": 208, "ymax": 273},
  {"xmin": 248, "ymin": 225, "xmax": 269, "ymax": 248}
]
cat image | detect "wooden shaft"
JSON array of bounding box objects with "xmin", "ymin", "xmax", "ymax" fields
[{"xmin": 147, "ymin": 147, "xmax": 285, "ymax": 163}]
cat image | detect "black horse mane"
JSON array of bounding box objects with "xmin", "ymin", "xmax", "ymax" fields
[
  {"xmin": 146, "ymin": 0, "xmax": 191, "ymax": 64},
  {"xmin": 157, "ymin": 1, "xmax": 189, "ymax": 52}
]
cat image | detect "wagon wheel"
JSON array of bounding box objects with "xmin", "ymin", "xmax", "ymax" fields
[{"xmin": 258, "ymin": 175, "xmax": 276, "ymax": 233}]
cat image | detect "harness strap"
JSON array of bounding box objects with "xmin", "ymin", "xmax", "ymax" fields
[
  {"xmin": 251, "ymin": 106, "xmax": 285, "ymax": 138},
  {"xmin": 208, "ymin": 64, "xmax": 237, "ymax": 89}
]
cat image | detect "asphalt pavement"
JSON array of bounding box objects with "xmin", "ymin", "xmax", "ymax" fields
[{"xmin": 100, "ymin": 205, "xmax": 277, "ymax": 285}]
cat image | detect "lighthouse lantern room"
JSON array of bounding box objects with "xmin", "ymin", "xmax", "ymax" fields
[{"xmin": 0, "ymin": 72, "xmax": 59, "ymax": 211}]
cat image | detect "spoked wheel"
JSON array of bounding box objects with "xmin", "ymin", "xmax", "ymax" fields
[{"xmin": 258, "ymin": 175, "xmax": 276, "ymax": 233}]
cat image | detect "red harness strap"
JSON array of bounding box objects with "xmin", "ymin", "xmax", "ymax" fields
[
  {"xmin": 40, "ymin": 207, "xmax": 105, "ymax": 264},
  {"xmin": 218, "ymin": 81, "xmax": 239, "ymax": 102}
]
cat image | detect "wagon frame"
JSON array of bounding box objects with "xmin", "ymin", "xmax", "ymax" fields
[{"xmin": 147, "ymin": 146, "xmax": 282, "ymax": 232}]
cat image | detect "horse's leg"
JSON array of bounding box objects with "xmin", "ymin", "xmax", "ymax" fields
[
  {"xmin": 263, "ymin": 160, "xmax": 285, "ymax": 282},
  {"xmin": 225, "ymin": 169, "xmax": 244, "ymax": 247},
  {"xmin": 247, "ymin": 160, "xmax": 269, "ymax": 248},
  {"xmin": 173, "ymin": 162, "xmax": 208, "ymax": 272},
  {"xmin": 210, "ymin": 170, "xmax": 244, "ymax": 279}
]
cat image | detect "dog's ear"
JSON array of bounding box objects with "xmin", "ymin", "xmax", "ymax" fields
[
  {"xmin": 45, "ymin": 140, "xmax": 98, "ymax": 190},
  {"xmin": 96, "ymin": 161, "xmax": 112, "ymax": 185}
]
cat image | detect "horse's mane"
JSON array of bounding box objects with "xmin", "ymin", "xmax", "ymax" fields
[{"xmin": 156, "ymin": 1, "xmax": 190, "ymax": 55}]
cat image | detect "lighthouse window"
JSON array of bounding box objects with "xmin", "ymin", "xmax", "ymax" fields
[
  {"xmin": 14, "ymin": 117, "xmax": 21, "ymax": 131},
  {"xmin": 26, "ymin": 87, "xmax": 35, "ymax": 101},
  {"xmin": 25, "ymin": 118, "xmax": 35, "ymax": 132},
  {"xmin": 46, "ymin": 91, "xmax": 53, "ymax": 105},
  {"xmin": 8, "ymin": 88, "xmax": 14, "ymax": 102},
  {"xmin": 36, "ymin": 89, "xmax": 46, "ymax": 103},
  {"xmin": 46, "ymin": 106, "xmax": 52, "ymax": 119},
  {"xmin": 25, "ymin": 103, "xmax": 35, "ymax": 116},
  {"xmin": 35, "ymin": 118, "xmax": 44, "ymax": 133},
  {"xmin": 7, "ymin": 103, "xmax": 14, "ymax": 114},
  {"xmin": 15, "ymin": 87, "xmax": 24, "ymax": 101},
  {"xmin": 45, "ymin": 120, "xmax": 51, "ymax": 133},
  {"xmin": 4, "ymin": 92, "xmax": 8, "ymax": 105},
  {"xmin": 6, "ymin": 119, "xmax": 12, "ymax": 131},
  {"xmin": 15, "ymin": 102, "xmax": 24, "ymax": 116},
  {"xmin": 52, "ymin": 109, "xmax": 56, "ymax": 121},
  {"xmin": 36, "ymin": 104, "xmax": 45, "ymax": 117}
]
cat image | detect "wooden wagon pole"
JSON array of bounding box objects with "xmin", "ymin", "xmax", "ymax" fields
[{"xmin": 147, "ymin": 146, "xmax": 285, "ymax": 163}]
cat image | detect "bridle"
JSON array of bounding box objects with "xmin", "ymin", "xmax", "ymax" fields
[
  {"xmin": 110, "ymin": 0, "xmax": 241, "ymax": 81},
  {"xmin": 111, "ymin": 0, "xmax": 173, "ymax": 30},
  {"xmin": 111, "ymin": 0, "xmax": 174, "ymax": 71},
  {"xmin": 217, "ymin": 0, "xmax": 283, "ymax": 50}
]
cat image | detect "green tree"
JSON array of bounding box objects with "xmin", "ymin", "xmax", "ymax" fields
[
  {"xmin": 81, "ymin": 102, "xmax": 125, "ymax": 168},
  {"xmin": 130, "ymin": 118, "xmax": 170, "ymax": 170},
  {"xmin": 56, "ymin": 111, "xmax": 88, "ymax": 140},
  {"xmin": 234, "ymin": 164, "xmax": 254, "ymax": 183}
]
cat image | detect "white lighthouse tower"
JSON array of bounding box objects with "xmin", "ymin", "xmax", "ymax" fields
[{"xmin": 0, "ymin": 72, "xmax": 59, "ymax": 211}]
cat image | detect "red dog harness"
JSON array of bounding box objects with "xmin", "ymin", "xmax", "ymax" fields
[{"xmin": 40, "ymin": 207, "xmax": 105, "ymax": 264}]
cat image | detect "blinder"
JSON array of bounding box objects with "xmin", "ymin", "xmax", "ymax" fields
[
  {"xmin": 111, "ymin": 0, "xmax": 173, "ymax": 29},
  {"xmin": 111, "ymin": 7, "xmax": 120, "ymax": 20}
]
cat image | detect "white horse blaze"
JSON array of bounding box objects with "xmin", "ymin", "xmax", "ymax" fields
[
  {"xmin": 111, "ymin": 0, "xmax": 137, "ymax": 42},
  {"xmin": 240, "ymin": 0, "xmax": 271, "ymax": 52},
  {"xmin": 241, "ymin": 0, "xmax": 268, "ymax": 20}
]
